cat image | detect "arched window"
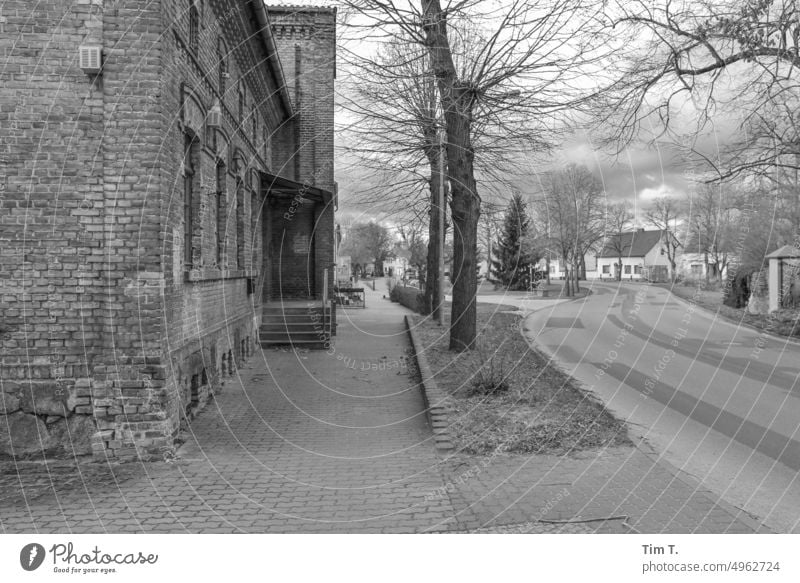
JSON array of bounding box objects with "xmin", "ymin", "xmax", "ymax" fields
[
  {"xmin": 215, "ymin": 160, "xmax": 227, "ymax": 267},
  {"xmin": 238, "ymin": 83, "xmax": 245, "ymax": 126},
  {"xmin": 189, "ymin": 2, "xmax": 199, "ymax": 52},
  {"xmin": 236, "ymin": 179, "xmax": 245, "ymax": 269},
  {"xmin": 217, "ymin": 38, "xmax": 227, "ymax": 97},
  {"xmin": 183, "ymin": 132, "xmax": 199, "ymax": 269}
]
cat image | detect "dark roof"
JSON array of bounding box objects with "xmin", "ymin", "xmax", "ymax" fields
[
  {"xmin": 262, "ymin": 172, "xmax": 333, "ymax": 204},
  {"xmin": 765, "ymin": 244, "xmax": 800, "ymax": 258},
  {"xmin": 598, "ymin": 229, "xmax": 664, "ymax": 258}
]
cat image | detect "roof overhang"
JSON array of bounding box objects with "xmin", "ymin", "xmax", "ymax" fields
[{"xmin": 262, "ymin": 172, "xmax": 333, "ymax": 205}]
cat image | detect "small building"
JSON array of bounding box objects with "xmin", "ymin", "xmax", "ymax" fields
[
  {"xmin": 596, "ymin": 229, "xmax": 673, "ymax": 280},
  {"xmin": 766, "ymin": 245, "xmax": 800, "ymax": 312},
  {"xmin": 537, "ymin": 253, "xmax": 597, "ymax": 280},
  {"xmin": 678, "ymin": 252, "xmax": 729, "ymax": 282}
]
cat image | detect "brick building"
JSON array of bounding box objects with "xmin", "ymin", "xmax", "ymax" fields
[{"xmin": 0, "ymin": 1, "xmax": 336, "ymax": 459}]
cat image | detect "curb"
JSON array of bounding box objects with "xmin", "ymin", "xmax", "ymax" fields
[
  {"xmin": 663, "ymin": 286, "xmax": 800, "ymax": 348},
  {"xmin": 404, "ymin": 315, "xmax": 454, "ymax": 452}
]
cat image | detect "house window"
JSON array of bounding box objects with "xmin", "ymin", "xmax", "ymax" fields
[
  {"xmin": 602, "ymin": 265, "xmax": 610, "ymax": 274},
  {"xmin": 238, "ymin": 84, "xmax": 245, "ymax": 126},
  {"xmin": 236, "ymin": 180, "xmax": 244, "ymax": 269},
  {"xmin": 624, "ymin": 264, "xmax": 631, "ymax": 275},
  {"xmin": 252, "ymin": 113, "xmax": 257, "ymax": 143},
  {"xmin": 189, "ymin": 2, "xmax": 199, "ymax": 53},
  {"xmin": 634, "ymin": 265, "xmax": 642, "ymax": 275},
  {"xmin": 183, "ymin": 133, "xmax": 198, "ymax": 269},
  {"xmin": 217, "ymin": 39, "xmax": 227, "ymax": 97},
  {"xmin": 691, "ymin": 264, "xmax": 702, "ymax": 275},
  {"xmin": 215, "ymin": 161, "xmax": 226, "ymax": 267},
  {"xmin": 660, "ymin": 248, "xmax": 665, "ymax": 255},
  {"xmin": 263, "ymin": 127, "xmax": 270, "ymax": 162}
]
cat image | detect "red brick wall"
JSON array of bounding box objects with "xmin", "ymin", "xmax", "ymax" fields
[
  {"xmin": 0, "ymin": 0, "xmax": 108, "ymax": 457},
  {"xmin": 0, "ymin": 0, "xmax": 314, "ymax": 460},
  {"xmin": 269, "ymin": 6, "xmax": 336, "ymax": 299}
]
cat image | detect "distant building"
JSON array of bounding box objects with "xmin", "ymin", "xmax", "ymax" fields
[
  {"xmin": 678, "ymin": 253, "xmax": 730, "ymax": 281},
  {"xmin": 596, "ymin": 229, "xmax": 674, "ymax": 280},
  {"xmin": 535, "ymin": 252, "xmax": 597, "ymax": 280}
]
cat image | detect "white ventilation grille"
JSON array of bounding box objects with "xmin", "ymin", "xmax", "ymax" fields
[{"xmin": 79, "ymin": 45, "xmax": 102, "ymax": 74}]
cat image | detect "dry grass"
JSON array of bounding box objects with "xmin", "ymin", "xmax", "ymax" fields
[
  {"xmin": 413, "ymin": 303, "xmax": 630, "ymax": 456},
  {"xmin": 666, "ymin": 283, "xmax": 800, "ymax": 338}
]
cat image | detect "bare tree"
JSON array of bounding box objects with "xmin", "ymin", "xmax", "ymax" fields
[
  {"xmin": 340, "ymin": 222, "xmax": 394, "ymax": 277},
  {"xmin": 601, "ymin": 0, "xmax": 800, "ymax": 182},
  {"xmin": 686, "ymin": 185, "xmax": 738, "ymax": 285},
  {"xmin": 537, "ymin": 164, "xmax": 605, "ymax": 296},
  {"xmin": 644, "ymin": 197, "xmax": 684, "ymax": 281},
  {"xmin": 343, "ymin": 0, "xmax": 607, "ymax": 349},
  {"xmin": 603, "ymin": 201, "xmax": 635, "ymax": 282}
]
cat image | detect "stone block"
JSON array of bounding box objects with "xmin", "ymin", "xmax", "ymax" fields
[
  {"xmin": 0, "ymin": 411, "xmax": 54, "ymax": 456},
  {"xmin": 19, "ymin": 384, "xmax": 76, "ymax": 416},
  {"xmin": 47, "ymin": 415, "xmax": 97, "ymax": 455},
  {"xmin": 0, "ymin": 392, "xmax": 21, "ymax": 414}
]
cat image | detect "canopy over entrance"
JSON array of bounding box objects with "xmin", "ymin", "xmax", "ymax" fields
[{"xmin": 260, "ymin": 172, "xmax": 335, "ymax": 302}]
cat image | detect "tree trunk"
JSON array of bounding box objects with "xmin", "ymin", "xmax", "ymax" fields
[
  {"xmin": 562, "ymin": 257, "xmax": 572, "ymax": 296},
  {"xmin": 573, "ymin": 261, "xmax": 580, "ymax": 294},
  {"xmin": 545, "ymin": 255, "xmax": 551, "ymax": 285},
  {"xmin": 617, "ymin": 256, "xmax": 622, "ymax": 281},
  {"xmin": 447, "ymin": 135, "xmax": 479, "ymax": 350},
  {"xmin": 424, "ymin": 147, "xmax": 445, "ymax": 319},
  {"xmin": 422, "ymin": 0, "xmax": 480, "ymax": 351}
]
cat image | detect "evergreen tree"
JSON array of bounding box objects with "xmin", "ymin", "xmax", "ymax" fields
[{"xmin": 491, "ymin": 193, "xmax": 534, "ymax": 290}]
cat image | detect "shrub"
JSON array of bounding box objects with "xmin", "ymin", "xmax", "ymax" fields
[
  {"xmin": 469, "ymin": 340, "xmax": 511, "ymax": 395},
  {"xmin": 390, "ymin": 285, "xmax": 424, "ymax": 313}
]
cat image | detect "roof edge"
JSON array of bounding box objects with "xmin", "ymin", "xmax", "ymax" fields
[{"xmin": 251, "ymin": 1, "xmax": 294, "ymax": 117}]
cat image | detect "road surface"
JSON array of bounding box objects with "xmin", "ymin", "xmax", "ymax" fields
[{"xmin": 521, "ymin": 281, "xmax": 800, "ymax": 533}]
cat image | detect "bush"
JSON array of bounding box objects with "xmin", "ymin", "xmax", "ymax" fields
[
  {"xmin": 469, "ymin": 341, "xmax": 511, "ymax": 395},
  {"xmin": 390, "ymin": 285, "xmax": 424, "ymax": 313}
]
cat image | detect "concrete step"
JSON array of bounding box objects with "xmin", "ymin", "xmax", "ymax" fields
[
  {"xmin": 260, "ymin": 330, "xmax": 327, "ymax": 340},
  {"xmin": 260, "ymin": 323, "xmax": 326, "ymax": 332},
  {"xmin": 263, "ymin": 307, "xmax": 324, "ymax": 316},
  {"xmin": 259, "ymin": 337, "xmax": 329, "ymax": 350},
  {"xmin": 261, "ymin": 313, "xmax": 331, "ymax": 321}
]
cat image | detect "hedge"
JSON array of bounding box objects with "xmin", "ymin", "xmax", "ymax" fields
[{"xmin": 390, "ymin": 285, "xmax": 425, "ymax": 313}]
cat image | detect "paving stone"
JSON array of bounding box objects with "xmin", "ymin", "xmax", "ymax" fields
[{"xmin": 0, "ymin": 287, "xmax": 766, "ymax": 533}]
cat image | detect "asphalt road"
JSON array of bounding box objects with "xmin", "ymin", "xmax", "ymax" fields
[{"xmin": 522, "ymin": 281, "xmax": 800, "ymax": 533}]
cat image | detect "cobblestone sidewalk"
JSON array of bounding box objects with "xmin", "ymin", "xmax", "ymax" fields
[{"xmin": 0, "ymin": 285, "xmax": 767, "ymax": 533}]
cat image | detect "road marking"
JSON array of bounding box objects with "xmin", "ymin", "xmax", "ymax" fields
[{"xmin": 596, "ymin": 361, "xmax": 800, "ymax": 471}]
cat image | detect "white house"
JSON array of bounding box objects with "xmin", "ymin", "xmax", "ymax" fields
[
  {"xmin": 678, "ymin": 252, "xmax": 730, "ymax": 282},
  {"xmin": 596, "ymin": 229, "xmax": 674, "ymax": 281},
  {"xmin": 539, "ymin": 253, "xmax": 598, "ymax": 279}
]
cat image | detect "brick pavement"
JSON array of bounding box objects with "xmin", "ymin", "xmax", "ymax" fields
[{"xmin": 0, "ymin": 283, "xmax": 767, "ymax": 533}]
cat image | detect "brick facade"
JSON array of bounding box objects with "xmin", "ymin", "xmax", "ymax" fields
[{"xmin": 0, "ymin": 0, "xmax": 336, "ymax": 460}]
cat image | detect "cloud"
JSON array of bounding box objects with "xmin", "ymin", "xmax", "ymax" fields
[{"xmin": 638, "ymin": 183, "xmax": 679, "ymax": 203}]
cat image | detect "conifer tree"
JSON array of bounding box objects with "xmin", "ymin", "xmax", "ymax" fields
[{"xmin": 491, "ymin": 193, "xmax": 533, "ymax": 290}]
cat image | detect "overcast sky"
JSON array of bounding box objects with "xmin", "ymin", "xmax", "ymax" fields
[{"xmin": 268, "ymin": 0, "xmax": 735, "ymax": 227}]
